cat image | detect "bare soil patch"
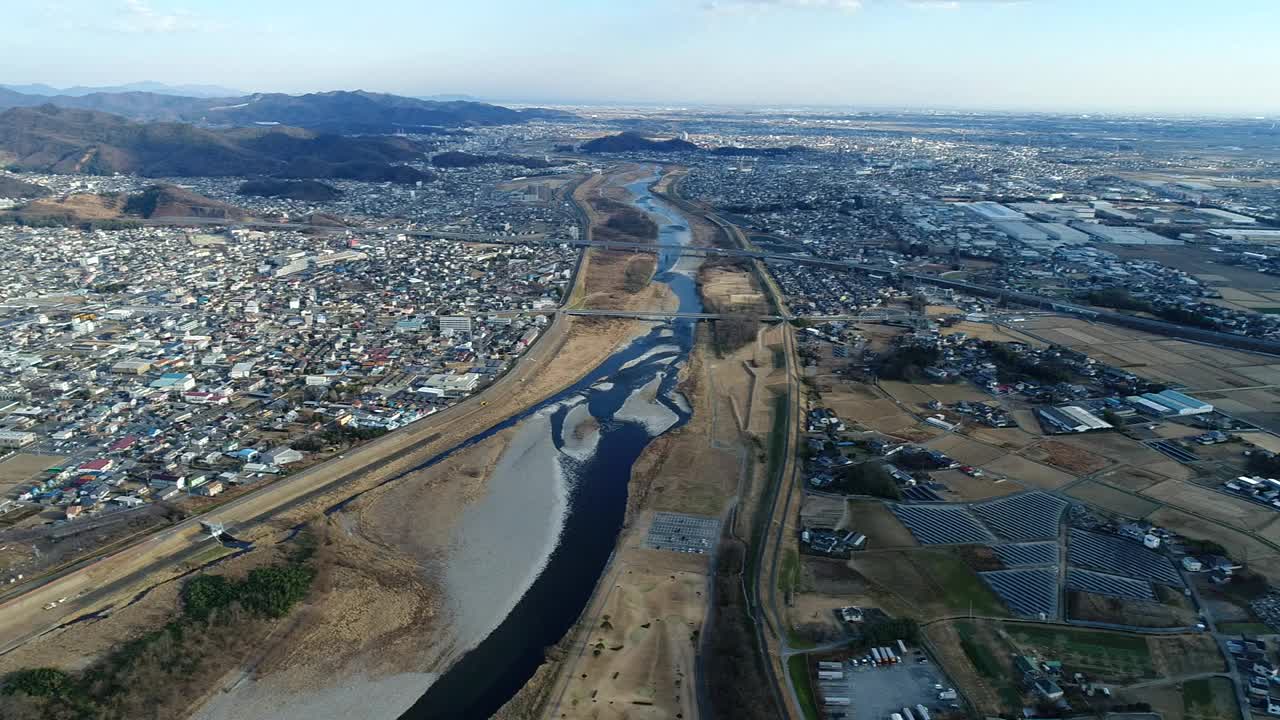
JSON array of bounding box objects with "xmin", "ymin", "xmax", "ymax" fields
[{"xmin": 982, "ymin": 454, "xmax": 1076, "ymax": 489}]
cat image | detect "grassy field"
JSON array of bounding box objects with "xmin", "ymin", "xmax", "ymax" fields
[
  {"xmin": 851, "ymin": 548, "xmax": 1007, "ymax": 620},
  {"xmin": 1007, "ymin": 625, "xmax": 1154, "ymax": 679},
  {"xmin": 1217, "ymin": 621, "xmax": 1273, "ymax": 635},
  {"xmin": 1065, "ymin": 480, "xmax": 1161, "ymax": 519},
  {"xmin": 913, "ymin": 549, "xmax": 1008, "ymax": 616},
  {"xmin": 1183, "ymin": 677, "xmax": 1240, "ymax": 720},
  {"xmin": 747, "ymin": 393, "xmax": 790, "ymax": 592},
  {"xmin": 954, "ymin": 621, "xmax": 1024, "ymax": 710},
  {"xmin": 788, "ymin": 655, "xmax": 820, "ymax": 720}
]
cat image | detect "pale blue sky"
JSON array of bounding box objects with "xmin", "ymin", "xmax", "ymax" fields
[{"xmin": 8, "ymin": 0, "xmax": 1279, "ymax": 114}]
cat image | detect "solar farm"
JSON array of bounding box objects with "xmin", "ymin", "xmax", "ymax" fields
[
  {"xmin": 979, "ymin": 568, "xmax": 1060, "ymax": 618},
  {"xmin": 972, "ymin": 492, "xmax": 1069, "ymax": 541},
  {"xmin": 993, "ymin": 541, "xmax": 1059, "ymax": 568},
  {"xmin": 881, "ymin": 492, "xmax": 1193, "ymax": 619},
  {"xmin": 1066, "ymin": 529, "xmax": 1184, "ymax": 586},
  {"xmin": 891, "ymin": 492, "xmax": 1066, "ymax": 546},
  {"xmin": 890, "ymin": 504, "xmax": 994, "ymax": 545},
  {"xmin": 1065, "ymin": 568, "xmax": 1158, "ymax": 602}
]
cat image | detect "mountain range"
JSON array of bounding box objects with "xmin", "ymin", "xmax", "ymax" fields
[
  {"xmin": 2, "ymin": 82, "xmax": 244, "ymax": 99},
  {"xmin": 0, "ymin": 105, "xmax": 433, "ymax": 183},
  {"xmin": 0, "ymin": 87, "xmax": 573, "ymax": 133}
]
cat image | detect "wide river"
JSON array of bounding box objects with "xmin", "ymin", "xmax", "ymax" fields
[{"xmin": 393, "ymin": 169, "xmax": 704, "ymax": 718}]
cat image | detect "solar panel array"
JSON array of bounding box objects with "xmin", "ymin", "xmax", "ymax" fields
[
  {"xmin": 994, "ymin": 541, "xmax": 1059, "ymax": 568},
  {"xmin": 981, "ymin": 569, "xmax": 1059, "ymax": 618},
  {"xmin": 903, "ymin": 485, "xmax": 944, "ymax": 502},
  {"xmin": 1067, "ymin": 529, "xmax": 1183, "ymax": 586},
  {"xmin": 1066, "ymin": 568, "xmax": 1158, "ymax": 602},
  {"xmin": 972, "ymin": 492, "xmax": 1068, "ymax": 541},
  {"xmin": 644, "ymin": 512, "xmax": 720, "ymax": 554},
  {"xmin": 891, "ymin": 504, "xmax": 994, "ymax": 545}
]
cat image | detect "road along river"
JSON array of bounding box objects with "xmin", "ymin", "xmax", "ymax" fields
[{"xmin": 391, "ymin": 169, "xmax": 705, "ymax": 718}]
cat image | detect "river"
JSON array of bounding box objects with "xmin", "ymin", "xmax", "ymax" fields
[{"xmin": 392, "ymin": 169, "xmax": 704, "ymax": 718}]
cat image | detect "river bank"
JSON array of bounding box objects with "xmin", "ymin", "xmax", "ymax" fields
[
  {"xmin": 492, "ymin": 225, "xmax": 774, "ymax": 720},
  {"xmin": 194, "ymin": 165, "xmax": 705, "ymax": 719}
]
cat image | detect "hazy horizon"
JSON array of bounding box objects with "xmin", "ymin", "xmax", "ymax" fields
[{"xmin": 9, "ymin": 0, "xmax": 1280, "ymax": 115}]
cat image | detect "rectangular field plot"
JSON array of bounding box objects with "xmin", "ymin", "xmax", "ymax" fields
[
  {"xmin": 643, "ymin": 512, "xmax": 720, "ymax": 554},
  {"xmin": 980, "ymin": 569, "xmax": 1059, "ymax": 618},
  {"xmin": 972, "ymin": 492, "xmax": 1068, "ymax": 541},
  {"xmin": 1141, "ymin": 479, "xmax": 1277, "ymax": 532},
  {"xmin": 993, "ymin": 542, "xmax": 1059, "ymax": 568},
  {"xmin": 1066, "ymin": 569, "xmax": 1158, "ymax": 602},
  {"xmin": 891, "ymin": 504, "xmax": 994, "ymax": 545},
  {"xmin": 1065, "ymin": 480, "xmax": 1161, "ymax": 519},
  {"xmin": 982, "ymin": 454, "xmax": 1076, "ymax": 490},
  {"xmin": 1067, "ymin": 529, "xmax": 1183, "ymax": 587}
]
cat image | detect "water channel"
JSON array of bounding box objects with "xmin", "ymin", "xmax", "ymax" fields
[{"xmin": 395, "ymin": 169, "xmax": 704, "ymax": 718}]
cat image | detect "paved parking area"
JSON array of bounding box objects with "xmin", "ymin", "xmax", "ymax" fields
[
  {"xmin": 814, "ymin": 655, "xmax": 952, "ymax": 720},
  {"xmin": 643, "ymin": 512, "xmax": 719, "ymax": 554}
]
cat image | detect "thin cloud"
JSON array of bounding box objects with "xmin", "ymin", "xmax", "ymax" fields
[
  {"xmin": 702, "ymin": 0, "xmax": 864, "ymax": 13},
  {"xmin": 109, "ymin": 0, "xmax": 224, "ymax": 33},
  {"xmin": 905, "ymin": 0, "xmax": 1027, "ymax": 7},
  {"xmin": 700, "ymin": 0, "xmax": 1024, "ymax": 12}
]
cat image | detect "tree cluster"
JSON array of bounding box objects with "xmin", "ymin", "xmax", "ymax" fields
[
  {"xmin": 874, "ymin": 345, "xmax": 941, "ymax": 382},
  {"xmin": 1, "ymin": 547, "xmax": 317, "ymax": 720},
  {"xmin": 712, "ymin": 314, "xmax": 761, "ymax": 354},
  {"xmin": 836, "ymin": 462, "xmax": 902, "ymax": 500},
  {"xmin": 623, "ymin": 256, "xmax": 655, "ymax": 293},
  {"xmin": 856, "ymin": 617, "xmax": 920, "ymax": 649},
  {"xmin": 290, "ymin": 424, "xmax": 387, "ymax": 452},
  {"xmin": 985, "ymin": 342, "xmax": 1073, "ymax": 384}
]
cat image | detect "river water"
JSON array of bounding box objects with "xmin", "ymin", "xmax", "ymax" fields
[{"xmin": 395, "ymin": 170, "xmax": 703, "ymax": 719}]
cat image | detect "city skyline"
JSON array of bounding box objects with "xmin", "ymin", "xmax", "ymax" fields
[{"xmin": 7, "ymin": 0, "xmax": 1280, "ymax": 115}]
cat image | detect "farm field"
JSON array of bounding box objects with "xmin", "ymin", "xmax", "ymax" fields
[
  {"xmin": 1052, "ymin": 432, "xmax": 1170, "ymax": 468},
  {"xmin": 845, "ymin": 499, "xmax": 919, "ymax": 548},
  {"xmin": 1095, "ymin": 465, "xmax": 1175, "ymax": 492},
  {"xmin": 982, "ymin": 454, "xmax": 1076, "ymax": 490},
  {"xmin": 926, "ymin": 434, "xmax": 1010, "ymax": 467},
  {"xmin": 1023, "ymin": 439, "xmax": 1111, "ymax": 474},
  {"xmin": 850, "ymin": 547, "xmax": 1007, "ymax": 620},
  {"xmin": 0, "ymin": 453, "xmax": 64, "ymax": 495},
  {"xmin": 1066, "ymin": 588, "xmax": 1199, "ymax": 629},
  {"xmin": 965, "ymin": 424, "xmax": 1040, "ymax": 451},
  {"xmin": 1141, "ymin": 479, "xmax": 1277, "ymax": 531},
  {"xmin": 1006, "ymin": 625, "xmax": 1222, "ymax": 682},
  {"xmin": 1065, "ymin": 480, "xmax": 1161, "ymax": 519},
  {"xmin": 931, "ymin": 470, "xmax": 1021, "ymax": 502},
  {"xmin": 1147, "ymin": 507, "xmax": 1279, "ymax": 568}
]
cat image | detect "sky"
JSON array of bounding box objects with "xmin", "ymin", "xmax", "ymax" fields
[{"xmin": 7, "ymin": 0, "xmax": 1280, "ymax": 114}]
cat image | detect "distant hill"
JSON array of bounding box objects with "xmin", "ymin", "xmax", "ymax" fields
[
  {"xmin": 123, "ymin": 184, "xmax": 248, "ymax": 220},
  {"xmin": 580, "ymin": 132, "xmax": 698, "ymax": 154},
  {"xmin": 0, "ymin": 105, "xmax": 431, "ymax": 183},
  {"xmin": 237, "ymin": 179, "xmax": 342, "ymax": 201},
  {"xmin": 7, "ymin": 184, "xmax": 246, "ymax": 225},
  {"xmin": 711, "ymin": 145, "xmax": 806, "ymax": 157},
  {"xmin": 0, "ymin": 88, "xmax": 575, "ymax": 133},
  {"xmin": 430, "ymin": 151, "xmax": 554, "ymax": 169},
  {"xmin": 0, "ymin": 174, "xmax": 50, "ymax": 199},
  {"xmin": 2, "ymin": 82, "xmax": 243, "ymax": 98}
]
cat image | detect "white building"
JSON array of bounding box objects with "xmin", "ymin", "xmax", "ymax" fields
[
  {"xmin": 418, "ymin": 372, "xmax": 481, "ymax": 398},
  {"xmin": 0, "ymin": 430, "xmax": 36, "ymax": 449}
]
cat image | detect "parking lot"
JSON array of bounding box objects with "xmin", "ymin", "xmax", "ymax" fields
[{"xmin": 814, "ymin": 653, "xmax": 954, "ymax": 720}]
